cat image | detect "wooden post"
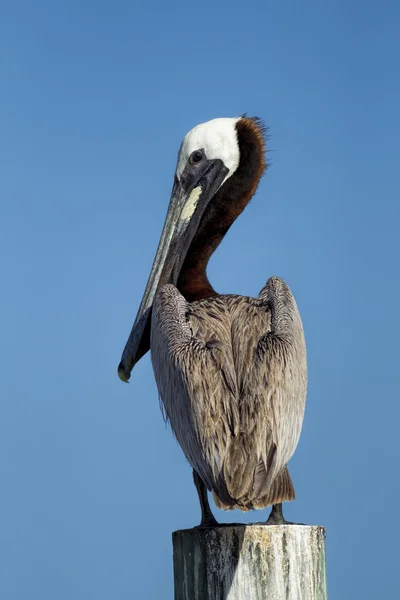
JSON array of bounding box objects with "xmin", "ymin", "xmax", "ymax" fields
[{"xmin": 173, "ymin": 524, "xmax": 327, "ymax": 600}]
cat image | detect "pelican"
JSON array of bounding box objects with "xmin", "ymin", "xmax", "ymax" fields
[{"xmin": 118, "ymin": 116, "xmax": 307, "ymax": 526}]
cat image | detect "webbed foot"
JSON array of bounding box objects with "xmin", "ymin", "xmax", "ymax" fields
[{"xmin": 265, "ymin": 503, "xmax": 298, "ymax": 525}]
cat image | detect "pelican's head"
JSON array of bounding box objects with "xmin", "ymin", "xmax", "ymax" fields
[
  {"xmin": 176, "ymin": 117, "xmax": 241, "ymax": 183},
  {"xmin": 118, "ymin": 116, "xmax": 266, "ymax": 382}
]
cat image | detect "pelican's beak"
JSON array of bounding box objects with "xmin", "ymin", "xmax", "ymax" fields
[{"xmin": 118, "ymin": 157, "xmax": 228, "ymax": 382}]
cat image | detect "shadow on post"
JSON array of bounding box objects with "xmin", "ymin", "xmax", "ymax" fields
[{"xmin": 173, "ymin": 525, "xmax": 245, "ymax": 600}]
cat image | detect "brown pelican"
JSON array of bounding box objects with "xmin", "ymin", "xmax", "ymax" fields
[{"xmin": 118, "ymin": 117, "xmax": 307, "ymax": 526}]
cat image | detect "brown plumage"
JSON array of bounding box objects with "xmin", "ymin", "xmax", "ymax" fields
[
  {"xmin": 177, "ymin": 117, "xmax": 267, "ymax": 302},
  {"xmin": 118, "ymin": 116, "xmax": 307, "ymax": 525}
]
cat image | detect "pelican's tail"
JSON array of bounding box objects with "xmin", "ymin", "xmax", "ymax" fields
[
  {"xmin": 212, "ymin": 466, "xmax": 295, "ymax": 511},
  {"xmin": 252, "ymin": 466, "xmax": 295, "ymax": 509}
]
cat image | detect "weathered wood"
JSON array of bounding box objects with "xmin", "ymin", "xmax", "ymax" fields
[{"xmin": 173, "ymin": 524, "xmax": 327, "ymax": 600}]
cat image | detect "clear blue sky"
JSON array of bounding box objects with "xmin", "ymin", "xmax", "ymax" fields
[{"xmin": 1, "ymin": 1, "xmax": 399, "ymax": 598}]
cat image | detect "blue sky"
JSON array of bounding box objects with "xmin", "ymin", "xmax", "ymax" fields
[{"xmin": 1, "ymin": 1, "xmax": 399, "ymax": 598}]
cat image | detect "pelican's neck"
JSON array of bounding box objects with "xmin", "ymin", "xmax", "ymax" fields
[{"xmin": 177, "ymin": 118, "xmax": 266, "ymax": 303}]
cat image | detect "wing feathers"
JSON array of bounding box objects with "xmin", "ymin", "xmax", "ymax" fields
[{"xmin": 151, "ymin": 278, "xmax": 306, "ymax": 510}]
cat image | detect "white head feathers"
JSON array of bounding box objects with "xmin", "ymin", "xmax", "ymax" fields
[{"xmin": 176, "ymin": 117, "xmax": 241, "ymax": 183}]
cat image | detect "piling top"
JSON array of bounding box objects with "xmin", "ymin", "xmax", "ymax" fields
[
  {"xmin": 173, "ymin": 522, "xmax": 325, "ymax": 536},
  {"xmin": 173, "ymin": 524, "xmax": 327, "ymax": 600}
]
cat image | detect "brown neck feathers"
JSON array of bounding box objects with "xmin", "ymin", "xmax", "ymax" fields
[{"xmin": 177, "ymin": 117, "xmax": 267, "ymax": 303}]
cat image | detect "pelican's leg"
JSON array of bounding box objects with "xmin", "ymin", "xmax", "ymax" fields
[
  {"xmin": 193, "ymin": 469, "xmax": 218, "ymax": 528},
  {"xmin": 266, "ymin": 503, "xmax": 295, "ymax": 525}
]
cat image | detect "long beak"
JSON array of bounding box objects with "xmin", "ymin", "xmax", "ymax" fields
[{"xmin": 118, "ymin": 159, "xmax": 228, "ymax": 382}]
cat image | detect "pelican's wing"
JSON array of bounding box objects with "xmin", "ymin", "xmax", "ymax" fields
[
  {"xmin": 150, "ymin": 284, "xmax": 239, "ymax": 500},
  {"xmin": 237, "ymin": 276, "xmax": 307, "ymax": 500}
]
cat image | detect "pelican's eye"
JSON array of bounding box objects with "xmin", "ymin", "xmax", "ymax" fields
[{"xmin": 190, "ymin": 150, "xmax": 204, "ymax": 165}]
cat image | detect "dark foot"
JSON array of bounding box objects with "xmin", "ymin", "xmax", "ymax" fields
[
  {"xmin": 193, "ymin": 469, "xmax": 219, "ymax": 528},
  {"xmin": 196, "ymin": 515, "xmax": 219, "ymax": 529},
  {"xmin": 265, "ymin": 503, "xmax": 296, "ymax": 525}
]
